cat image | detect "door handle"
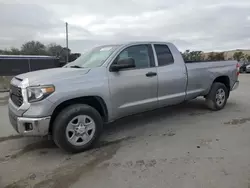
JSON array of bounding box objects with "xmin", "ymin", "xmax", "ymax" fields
[{"xmin": 146, "ymin": 72, "xmax": 157, "ymax": 77}]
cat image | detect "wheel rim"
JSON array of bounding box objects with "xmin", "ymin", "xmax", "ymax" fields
[
  {"xmin": 215, "ymin": 88, "xmax": 226, "ymax": 106},
  {"xmin": 66, "ymin": 115, "xmax": 96, "ymax": 146}
]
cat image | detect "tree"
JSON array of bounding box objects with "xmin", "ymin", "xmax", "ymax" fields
[
  {"xmin": 214, "ymin": 52, "xmax": 225, "ymax": 61},
  {"xmin": 21, "ymin": 41, "xmax": 47, "ymax": 55},
  {"xmin": 182, "ymin": 50, "xmax": 204, "ymax": 61},
  {"xmin": 46, "ymin": 43, "xmax": 63, "ymax": 56},
  {"xmin": 207, "ymin": 52, "xmax": 217, "ymax": 61},
  {"xmin": 233, "ymin": 51, "xmax": 244, "ymax": 62},
  {"xmin": 240, "ymin": 54, "xmax": 250, "ymax": 62},
  {"xmin": 0, "ymin": 41, "xmax": 78, "ymax": 62},
  {"xmin": 181, "ymin": 50, "xmax": 189, "ymax": 61},
  {"xmin": 246, "ymin": 55, "xmax": 250, "ymax": 62},
  {"xmin": 69, "ymin": 53, "xmax": 81, "ymax": 62},
  {"xmin": 57, "ymin": 47, "xmax": 71, "ymax": 63},
  {"xmin": 0, "ymin": 49, "xmax": 12, "ymax": 55},
  {"xmin": 190, "ymin": 51, "xmax": 204, "ymax": 61},
  {"xmin": 206, "ymin": 52, "xmax": 225, "ymax": 61},
  {"xmin": 0, "ymin": 48, "xmax": 21, "ymax": 55},
  {"xmin": 0, "ymin": 49, "xmax": 7, "ymax": 55},
  {"xmin": 9, "ymin": 48, "xmax": 21, "ymax": 55}
]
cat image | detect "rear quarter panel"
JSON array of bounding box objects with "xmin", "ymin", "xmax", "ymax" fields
[{"xmin": 185, "ymin": 61, "xmax": 237, "ymax": 100}]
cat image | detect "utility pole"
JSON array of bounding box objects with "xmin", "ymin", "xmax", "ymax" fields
[{"xmin": 66, "ymin": 22, "xmax": 69, "ymax": 63}]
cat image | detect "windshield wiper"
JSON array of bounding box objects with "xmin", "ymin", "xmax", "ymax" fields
[{"xmin": 69, "ymin": 65, "xmax": 82, "ymax": 68}]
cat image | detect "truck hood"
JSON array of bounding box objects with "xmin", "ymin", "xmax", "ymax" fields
[{"xmin": 15, "ymin": 67, "xmax": 91, "ymax": 86}]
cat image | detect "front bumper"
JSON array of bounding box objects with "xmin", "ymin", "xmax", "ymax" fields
[
  {"xmin": 231, "ymin": 81, "xmax": 239, "ymax": 91},
  {"xmin": 8, "ymin": 77, "xmax": 53, "ymax": 136},
  {"xmin": 9, "ymin": 109, "xmax": 50, "ymax": 136}
]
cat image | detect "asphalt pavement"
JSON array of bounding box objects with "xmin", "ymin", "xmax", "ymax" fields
[
  {"xmin": 0, "ymin": 92, "xmax": 17, "ymax": 138},
  {"xmin": 0, "ymin": 74, "xmax": 250, "ymax": 188}
]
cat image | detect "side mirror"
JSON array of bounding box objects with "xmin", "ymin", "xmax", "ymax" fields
[{"xmin": 110, "ymin": 58, "xmax": 136, "ymax": 72}]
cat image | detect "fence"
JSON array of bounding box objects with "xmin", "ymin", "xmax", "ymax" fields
[
  {"xmin": 0, "ymin": 55, "xmax": 62, "ymax": 92},
  {"xmin": 0, "ymin": 56, "xmax": 61, "ymax": 76}
]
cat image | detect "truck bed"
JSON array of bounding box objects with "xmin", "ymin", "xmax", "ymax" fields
[{"xmin": 185, "ymin": 60, "xmax": 238, "ymax": 100}]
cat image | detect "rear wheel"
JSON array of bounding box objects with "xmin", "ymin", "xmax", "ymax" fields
[
  {"xmin": 205, "ymin": 82, "xmax": 229, "ymax": 111},
  {"xmin": 52, "ymin": 104, "xmax": 103, "ymax": 153}
]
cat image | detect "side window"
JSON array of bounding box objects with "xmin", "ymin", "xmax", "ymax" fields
[
  {"xmin": 116, "ymin": 45, "xmax": 153, "ymax": 69},
  {"xmin": 154, "ymin": 44, "xmax": 174, "ymax": 66}
]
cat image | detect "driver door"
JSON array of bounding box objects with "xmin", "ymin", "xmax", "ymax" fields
[{"xmin": 108, "ymin": 44, "xmax": 158, "ymax": 119}]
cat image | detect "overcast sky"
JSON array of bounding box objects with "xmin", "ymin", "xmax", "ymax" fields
[{"xmin": 0, "ymin": 0, "xmax": 250, "ymax": 52}]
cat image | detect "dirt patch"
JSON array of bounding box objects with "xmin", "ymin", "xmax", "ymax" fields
[
  {"xmin": 198, "ymin": 138, "xmax": 213, "ymax": 149},
  {"xmin": 167, "ymin": 131, "xmax": 176, "ymax": 137},
  {"xmin": 94, "ymin": 136, "xmax": 135, "ymax": 149},
  {"xmin": 188, "ymin": 111, "xmax": 213, "ymax": 116},
  {"xmin": 146, "ymin": 130, "xmax": 176, "ymax": 138},
  {"xmin": 4, "ymin": 136, "xmax": 135, "ymax": 188},
  {"xmin": 33, "ymin": 149, "xmax": 117, "ymax": 188},
  {"xmin": 0, "ymin": 135, "xmax": 23, "ymax": 143},
  {"xmin": 1, "ymin": 137, "xmax": 136, "ymax": 163},
  {"xmin": 10, "ymin": 140, "xmax": 56, "ymax": 158},
  {"xmin": 4, "ymin": 176, "xmax": 31, "ymax": 188},
  {"xmin": 0, "ymin": 140, "xmax": 56, "ymax": 162},
  {"xmin": 99, "ymin": 156, "xmax": 225, "ymax": 170},
  {"xmin": 224, "ymin": 117, "xmax": 250, "ymax": 125}
]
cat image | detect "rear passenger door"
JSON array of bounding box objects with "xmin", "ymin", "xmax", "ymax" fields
[{"xmin": 153, "ymin": 44, "xmax": 187, "ymax": 107}]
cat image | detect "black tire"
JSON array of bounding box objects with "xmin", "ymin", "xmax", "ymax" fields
[
  {"xmin": 205, "ymin": 82, "xmax": 229, "ymax": 111},
  {"xmin": 52, "ymin": 104, "xmax": 103, "ymax": 153}
]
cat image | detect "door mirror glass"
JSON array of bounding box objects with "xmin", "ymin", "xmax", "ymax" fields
[{"xmin": 110, "ymin": 58, "xmax": 136, "ymax": 71}]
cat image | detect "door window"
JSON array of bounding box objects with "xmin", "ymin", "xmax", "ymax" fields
[
  {"xmin": 116, "ymin": 45, "xmax": 154, "ymax": 69},
  {"xmin": 154, "ymin": 44, "xmax": 174, "ymax": 66}
]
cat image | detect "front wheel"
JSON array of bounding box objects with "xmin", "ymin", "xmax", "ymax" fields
[
  {"xmin": 52, "ymin": 104, "xmax": 103, "ymax": 153},
  {"xmin": 205, "ymin": 82, "xmax": 229, "ymax": 111}
]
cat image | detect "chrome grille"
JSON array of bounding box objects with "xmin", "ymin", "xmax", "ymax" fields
[{"xmin": 10, "ymin": 84, "xmax": 23, "ymax": 107}]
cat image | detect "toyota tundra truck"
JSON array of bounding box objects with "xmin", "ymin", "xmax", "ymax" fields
[{"xmin": 8, "ymin": 41, "xmax": 240, "ymax": 153}]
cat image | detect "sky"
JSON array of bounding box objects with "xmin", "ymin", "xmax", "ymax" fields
[{"xmin": 0, "ymin": 0, "xmax": 250, "ymax": 52}]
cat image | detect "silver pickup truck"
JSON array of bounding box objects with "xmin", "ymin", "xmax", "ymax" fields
[{"xmin": 8, "ymin": 41, "xmax": 240, "ymax": 153}]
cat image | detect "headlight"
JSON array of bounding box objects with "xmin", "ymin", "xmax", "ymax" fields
[{"xmin": 27, "ymin": 85, "xmax": 55, "ymax": 103}]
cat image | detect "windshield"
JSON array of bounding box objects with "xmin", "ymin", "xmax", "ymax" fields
[{"xmin": 65, "ymin": 45, "xmax": 119, "ymax": 68}]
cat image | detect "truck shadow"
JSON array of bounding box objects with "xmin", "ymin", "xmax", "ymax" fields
[
  {"xmin": 105, "ymin": 98, "xmax": 209, "ymax": 133},
  {"xmin": 104, "ymin": 98, "xmax": 239, "ymax": 139}
]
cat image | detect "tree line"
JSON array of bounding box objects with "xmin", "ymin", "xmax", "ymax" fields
[
  {"xmin": 0, "ymin": 41, "xmax": 80, "ymax": 63},
  {"xmin": 181, "ymin": 50, "xmax": 250, "ymax": 62},
  {"xmin": 1, "ymin": 41, "xmax": 250, "ymax": 63}
]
